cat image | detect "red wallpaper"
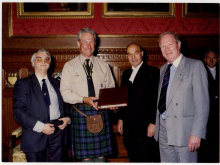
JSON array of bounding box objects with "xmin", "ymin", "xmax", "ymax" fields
[{"xmin": 12, "ymin": 3, "xmax": 219, "ymax": 36}]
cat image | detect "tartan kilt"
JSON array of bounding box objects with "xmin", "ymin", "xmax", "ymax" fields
[{"xmin": 70, "ymin": 104, "xmax": 113, "ymax": 159}]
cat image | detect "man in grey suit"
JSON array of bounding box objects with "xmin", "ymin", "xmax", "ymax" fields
[{"xmin": 154, "ymin": 32, "xmax": 209, "ymax": 162}]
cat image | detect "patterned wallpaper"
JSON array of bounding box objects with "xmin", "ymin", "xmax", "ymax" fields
[{"xmin": 11, "ymin": 3, "xmax": 219, "ymax": 36}]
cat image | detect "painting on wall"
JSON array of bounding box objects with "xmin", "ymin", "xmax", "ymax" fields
[
  {"xmin": 17, "ymin": 2, "xmax": 94, "ymax": 18},
  {"xmin": 102, "ymin": 3, "xmax": 175, "ymax": 17},
  {"xmin": 182, "ymin": 3, "xmax": 219, "ymax": 17}
]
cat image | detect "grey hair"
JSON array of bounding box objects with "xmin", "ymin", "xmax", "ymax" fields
[
  {"xmin": 31, "ymin": 49, "xmax": 51, "ymax": 67},
  {"xmin": 77, "ymin": 27, "xmax": 97, "ymax": 43},
  {"xmin": 158, "ymin": 31, "xmax": 180, "ymax": 47},
  {"xmin": 204, "ymin": 49, "xmax": 219, "ymax": 58}
]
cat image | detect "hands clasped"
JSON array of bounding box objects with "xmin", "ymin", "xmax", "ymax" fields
[{"xmin": 42, "ymin": 117, "xmax": 70, "ymax": 135}]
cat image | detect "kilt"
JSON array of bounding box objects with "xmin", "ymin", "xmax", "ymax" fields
[{"xmin": 70, "ymin": 104, "xmax": 113, "ymax": 159}]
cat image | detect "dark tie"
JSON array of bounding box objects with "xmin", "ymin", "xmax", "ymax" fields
[
  {"xmin": 84, "ymin": 59, "xmax": 95, "ymax": 97},
  {"xmin": 42, "ymin": 79, "xmax": 51, "ymax": 118},
  {"xmin": 158, "ymin": 64, "xmax": 172, "ymax": 114}
]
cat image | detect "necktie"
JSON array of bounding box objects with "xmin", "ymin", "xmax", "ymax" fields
[
  {"xmin": 42, "ymin": 79, "xmax": 51, "ymax": 118},
  {"xmin": 158, "ymin": 64, "xmax": 172, "ymax": 114},
  {"xmin": 84, "ymin": 59, "xmax": 95, "ymax": 97}
]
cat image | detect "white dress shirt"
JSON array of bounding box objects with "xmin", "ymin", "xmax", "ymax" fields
[
  {"xmin": 129, "ymin": 61, "xmax": 143, "ymax": 83},
  {"xmin": 207, "ymin": 66, "xmax": 216, "ymax": 80},
  {"xmin": 33, "ymin": 74, "xmax": 60, "ymax": 133}
]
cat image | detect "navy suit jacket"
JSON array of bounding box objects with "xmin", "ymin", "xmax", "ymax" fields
[
  {"xmin": 13, "ymin": 74, "xmax": 65, "ymax": 152},
  {"xmin": 205, "ymin": 64, "xmax": 219, "ymax": 101}
]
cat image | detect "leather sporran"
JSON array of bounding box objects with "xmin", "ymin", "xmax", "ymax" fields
[{"xmin": 87, "ymin": 114, "xmax": 103, "ymax": 134}]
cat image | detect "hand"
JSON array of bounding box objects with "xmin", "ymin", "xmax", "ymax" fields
[
  {"xmin": 117, "ymin": 119, "xmax": 123, "ymax": 135},
  {"xmin": 58, "ymin": 117, "xmax": 71, "ymax": 130},
  {"xmin": 42, "ymin": 123, "xmax": 55, "ymax": 135},
  {"xmin": 83, "ymin": 97, "xmax": 99, "ymax": 110},
  {"xmin": 147, "ymin": 123, "xmax": 155, "ymax": 137},
  {"xmin": 188, "ymin": 135, "xmax": 201, "ymax": 152}
]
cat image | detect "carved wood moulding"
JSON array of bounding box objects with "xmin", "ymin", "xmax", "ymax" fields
[{"xmin": 2, "ymin": 48, "xmax": 164, "ymax": 88}]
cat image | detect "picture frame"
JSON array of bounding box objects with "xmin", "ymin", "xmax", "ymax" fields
[
  {"xmin": 102, "ymin": 3, "xmax": 175, "ymax": 18},
  {"xmin": 17, "ymin": 2, "xmax": 94, "ymax": 18},
  {"xmin": 182, "ymin": 3, "xmax": 219, "ymax": 17}
]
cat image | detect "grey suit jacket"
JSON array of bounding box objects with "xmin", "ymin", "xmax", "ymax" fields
[{"xmin": 154, "ymin": 55, "xmax": 209, "ymax": 147}]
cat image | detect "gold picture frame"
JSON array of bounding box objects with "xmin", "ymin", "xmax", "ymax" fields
[
  {"xmin": 17, "ymin": 3, "xmax": 94, "ymax": 18},
  {"xmin": 102, "ymin": 3, "xmax": 175, "ymax": 18},
  {"xmin": 182, "ymin": 3, "xmax": 219, "ymax": 17}
]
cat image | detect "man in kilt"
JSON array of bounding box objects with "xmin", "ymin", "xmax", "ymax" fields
[{"xmin": 60, "ymin": 28, "xmax": 115, "ymax": 162}]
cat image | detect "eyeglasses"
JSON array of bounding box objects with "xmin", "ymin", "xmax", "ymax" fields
[{"xmin": 36, "ymin": 57, "xmax": 51, "ymax": 64}]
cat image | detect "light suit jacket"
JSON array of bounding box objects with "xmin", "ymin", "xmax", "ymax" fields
[{"xmin": 154, "ymin": 55, "xmax": 209, "ymax": 147}]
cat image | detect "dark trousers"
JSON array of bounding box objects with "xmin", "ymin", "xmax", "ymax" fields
[
  {"xmin": 123, "ymin": 120, "xmax": 160, "ymax": 162},
  {"xmin": 25, "ymin": 128, "xmax": 62, "ymax": 162},
  {"xmin": 125, "ymin": 136, "xmax": 159, "ymax": 162},
  {"xmin": 198, "ymin": 101, "xmax": 219, "ymax": 163}
]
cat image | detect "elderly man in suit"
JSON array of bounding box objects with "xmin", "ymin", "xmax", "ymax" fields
[
  {"xmin": 154, "ymin": 32, "xmax": 209, "ymax": 162},
  {"xmin": 118, "ymin": 43, "xmax": 160, "ymax": 162},
  {"xmin": 13, "ymin": 49, "xmax": 70, "ymax": 162}
]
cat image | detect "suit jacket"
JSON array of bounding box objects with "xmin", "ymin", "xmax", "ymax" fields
[
  {"xmin": 13, "ymin": 74, "xmax": 65, "ymax": 152},
  {"xmin": 205, "ymin": 64, "xmax": 219, "ymax": 101},
  {"xmin": 119, "ymin": 63, "xmax": 159, "ymax": 139},
  {"xmin": 154, "ymin": 55, "xmax": 209, "ymax": 147},
  {"xmin": 204, "ymin": 64, "xmax": 219, "ymax": 132}
]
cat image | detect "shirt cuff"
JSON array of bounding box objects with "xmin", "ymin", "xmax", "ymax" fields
[
  {"xmin": 33, "ymin": 121, "xmax": 45, "ymax": 133},
  {"xmin": 81, "ymin": 96, "xmax": 84, "ymax": 103}
]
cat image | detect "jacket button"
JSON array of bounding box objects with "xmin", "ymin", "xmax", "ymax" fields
[{"xmin": 176, "ymin": 103, "xmax": 178, "ymax": 106}]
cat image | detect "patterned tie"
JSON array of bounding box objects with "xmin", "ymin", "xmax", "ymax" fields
[
  {"xmin": 84, "ymin": 59, "xmax": 95, "ymax": 97},
  {"xmin": 42, "ymin": 79, "xmax": 51, "ymax": 118},
  {"xmin": 158, "ymin": 64, "xmax": 172, "ymax": 114}
]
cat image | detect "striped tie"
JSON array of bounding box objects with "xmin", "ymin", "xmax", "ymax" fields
[{"xmin": 158, "ymin": 64, "xmax": 172, "ymax": 114}]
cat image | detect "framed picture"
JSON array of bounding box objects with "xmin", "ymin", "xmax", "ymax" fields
[
  {"xmin": 17, "ymin": 2, "xmax": 94, "ymax": 18},
  {"xmin": 182, "ymin": 3, "xmax": 219, "ymax": 17},
  {"xmin": 102, "ymin": 3, "xmax": 175, "ymax": 18}
]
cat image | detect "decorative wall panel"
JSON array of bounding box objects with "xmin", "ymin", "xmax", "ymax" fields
[{"xmin": 10, "ymin": 3, "xmax": 219, "ymax": 36}]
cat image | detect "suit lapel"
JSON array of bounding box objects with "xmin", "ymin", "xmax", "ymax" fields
[
  {"xmin": 166, "ymin": 56, "xmax": 187, "ymax": 109},
  {"xmin": 31, "ymin": 74, "xmax": 49, "ymax": 118},
  {"xmin": 124, "ymin": 68, "xmax": 133, "ymax": 86},
  {"xmin": 157, "ymin": 64, "xmax": 167, "ymax": 104},
  {"xmin": 206, "ymin": 66, "xmax": 215, "ymax": 82},
  {"xmin": 48, "ymin": 77, "xmax": 63, "ymax": 116},
  {"xmin": 132, "ymin": 63, "xmax": 145, "ymax": 86}
]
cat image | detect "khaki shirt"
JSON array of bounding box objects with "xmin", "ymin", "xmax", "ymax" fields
[{"xmin": 60, "ymin": 55, "xmax": 115, "ymax": 104}]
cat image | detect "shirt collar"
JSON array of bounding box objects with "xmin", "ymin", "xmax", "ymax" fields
[
  {"xmin": 132, "ymin": 61, "xmax": 143, "ymax": 71},
  {"xmin": 35, "ymin": 73, "xmax": 48, "ymax": 84},
  {"xmin": 168, "ymin": 54, "xmax": 182, "ymax": 68},
  {"xmin": 79, "ymin": 54, "xmax": 94, "ymax": 64},
  {"xmin": 207, "ymin": 66, "xmax": 216, "ymax": 71}
]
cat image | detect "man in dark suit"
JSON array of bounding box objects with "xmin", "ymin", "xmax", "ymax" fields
[
  {"xmin": 13, "ymin": 49, "xmax": 70, "ymax": 162},
  {"xmin": 199, "ymin": 50, "xmax": 219, "ymax": 162},
  {"xmin": 117, "ymin": 43, "xmax": 160, "ymax": 162}
]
